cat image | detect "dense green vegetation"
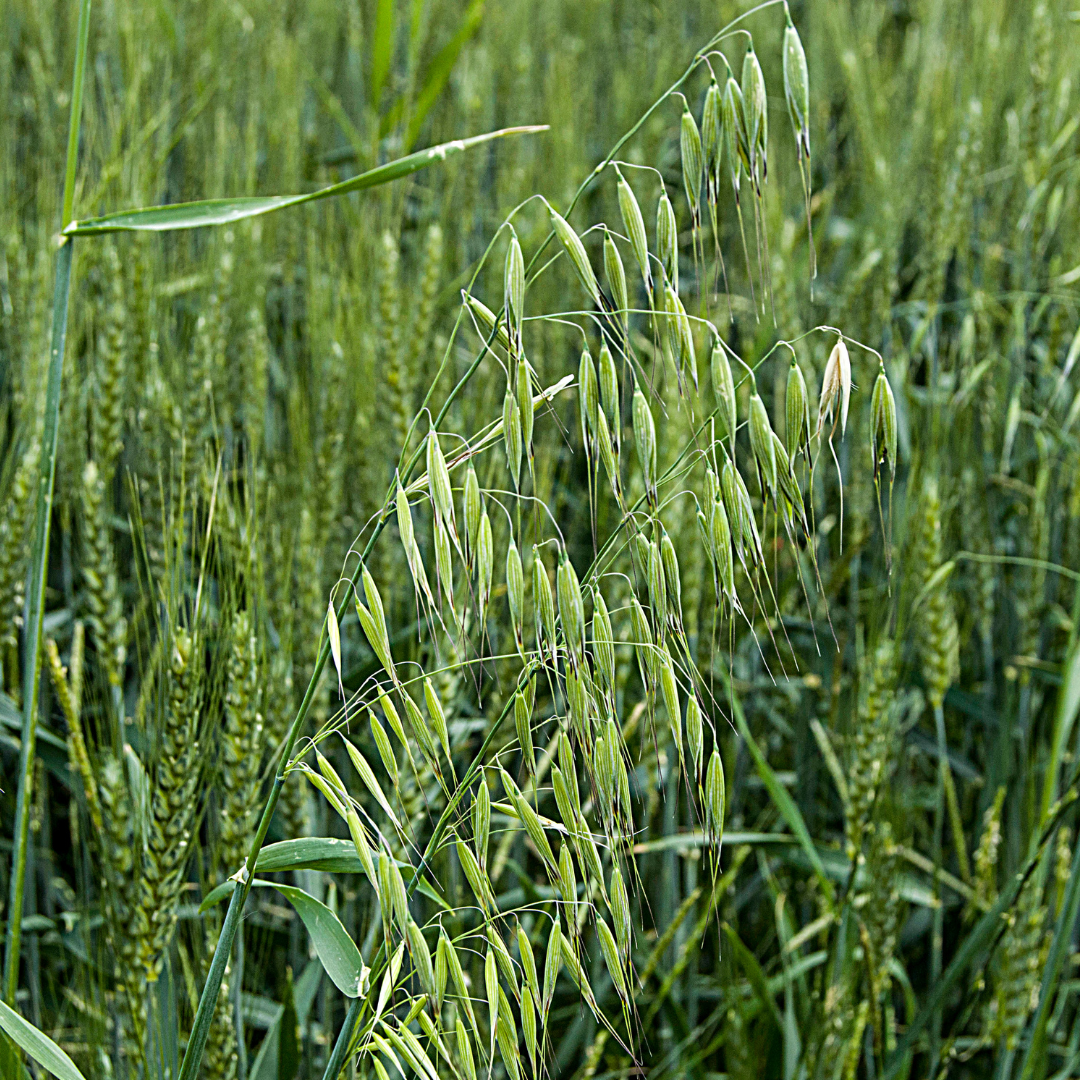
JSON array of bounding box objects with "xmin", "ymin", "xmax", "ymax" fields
[{"xmin": 1, "ymin": 1, "xmax": 1079, "ymax": 1078}]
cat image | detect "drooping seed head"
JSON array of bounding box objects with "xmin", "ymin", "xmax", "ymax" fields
[
  {"xmin": 504, "ymin": 384, "xmax": 522, "ymax": 482},
  {"xmin": 871, "ymin": 366, "xmax": 898, "ymax": 479},
  {"xmin": 785, "ymin": 358, "xmax": 811, "ymax": 462},
  {"xmin": 706, "ymin": 748, "xmax": 726, "ymax": 843},
  {"xmin": 543, "ymin": 920, "xmax": 562, "ymax": 1013},
  {"xmin": 597, "ymin": 917, "xmax": 628, "ymax": 1000},
  {"xmin": 647, "ymin": 539, "xmax": 668, "ymax": 630},
  {"xmin": 632, "ymin": 386, "xmax": 657, "ymax": 499},
  {"xmin": 711, "ymin": 339, "xmax": 737, "ymax": 445},
  {"xmin": 596, "ymin": 408, "xmax": 620, "ymax": 499},
  {"xmin": 557, "ymin": 552, "xmax": 586, "ymax": 662},
  {"xmin": 783, "ymin": 14, "xmax": 811, "ymax": 158},
  {"xmin": 578, "ymin": 347, "xmax": 599, "ymax": 446},
  {"xmin": 505, "ymin": 232, "xmax": 525, "ymax": 345},
  {"xmin": 396, "ymin": 480, "xmax": 416, "ymax": 553},
  {"xmin": 423, "ymin": 678, "xmax": 452, "ymax": 760},
  {"xmin": 711, "ymin": 500, "xmax": 735, "ymax": 604},
  {"xmin": 680, "ymin": 103, "xmax": 704, "ymax": 224},
  {"xmin": 426, "ymin": 429, "xmax": 454, "ymax": 528},
  {"xmin": 465, "ymin": 291, "xmax": 511, "ymax": 351},
  {"xmin": 549, "ymin": 205, "xmax": 601, "ymax": 306},
  {"xmin": 464, "ymin": 464, "xmax": 482, "ymax": 563},
  {"xmin": 615, "ymin": 165, "xmax": 652, "ymax": 294},
  {"xmin": 702, "ymin": 79, "xmax": 724, "ymax": 203},
  {"xmin": 659, "ymin": 647, "xmax": 681, "ymax": 754},
  {"xmin": 741, "ymin": 41, "xmax": 768, "ymax": 187},
  {"xmin": 661, "ymin": 530, "xmax": 682, "ymax": 618},
  {"xmin": 656, "ymin": 186, "xmax": 679, "ymax": 292},
  {"xmin": 407, "ymin": 919, "xmax": 435, "ymax": 998},
  {"xmin": 592, "ymin": 592, "xmax": 615, "ymax": 692},
  {"xmin": 603, "ymin": 231, "xmax": 629, "ymax": 333},
  {"xmin": 630, "ymin": 595, "xmax": 655, "ymax": 688},
  {"xmin": 819, "ymin": 336, "xmax": 852, "ymax": 437},
  {"xmin": 515, "ymin": 687, "xmax": 535, "ymax": 774},
  {"xmin": 749, "ymin": 391, "xmax": 778, "ymax": 498},
  {"xmin": 474, "ymin": 776, "xmax": 490, "ymax": 867},
  {"xmin": 686, "ymin": 694, "xmax": 703, "ymax": 778},
  {"xmin": 517, "ymin": 356, "xmax": 534, "ymax": 453},
  {"xmin": 533, "ymin": 546, "xmax": 557, "ymax": 655},
  {"xmin": 518, "ymin": 925, "xmax": 537, "ymax": 996},
  {"xmin": 722, "ymin": 76, "xmax": 750, "ymax": 193},
  {"xmin": 704, "ymin": 464, "xmax": 719, "ymax": 510},
  {"xmin": 507, "ymin": 539, "xmax": 524, "ymax": 641},
  {"xmin": 599, "ymin": 342, "xmax": 619, "ymax": 426},
  {"xmin": 610, "ymin": 864, "xmax": 631, "ymax": 959}
]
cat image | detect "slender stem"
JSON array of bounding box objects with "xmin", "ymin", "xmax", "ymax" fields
[
  {"xmin": 321, "ymin": 996, "xmax": 362, "ymax": 1080},
  {"xmin": 2, "ymin": 0, "xmax": 92, "ymax": 1018}
]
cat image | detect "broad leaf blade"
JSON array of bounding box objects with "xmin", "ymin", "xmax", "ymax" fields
[
  {"xmin": 65, "ymin": 126, "xmax": 546, "ymax": 235},
  {"xmin": 0, "ymin": 999, "xmax": 87, "ymax": 1080},
  {"xmin": 273, "ymin": 884, "xmax": 366, "ymax": 998}
]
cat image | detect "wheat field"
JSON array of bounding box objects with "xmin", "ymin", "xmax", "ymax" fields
[{"xmin": 0, "ymin": 1, "xmax": 1078, "ymax": 1078}]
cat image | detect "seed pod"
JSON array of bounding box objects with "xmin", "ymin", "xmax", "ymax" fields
[
  {"xmin": 630, "ymin": 595, "xmax": 655, "ymax": 688},
  {"xmin": 517, "ymin": 925, "xmax": 538, "ymax": 995},
  {"xmin": 594, "ymin": 733, "xmax": 613, "ymax": 814},
  {"xmin": 711, "ymin": 340, "xmax": 738, "ymax": 447},
  {"xmin": 474, "ymin": 778, "xmax": 490, "ymax": 868},
  {"xmin": 369, "ymin": 708, "xmax": 398, "ymax": 782},
  {"xmin": 647, "ymin": 539, "xmax": 668, "ymax": 630},
  {"xmin": 734, "ymin": 464, "xmax": 764, "ymax": 566},
  {"xmin": 598, "ymin": 343, "xmax": 619, "ymax": 427},
  {"xmin": 680, "ymin": 103, "xmax": 704, "ymax": 225},
  {"xmin": 549, "ymin": 206, "xmax": 601, "ymax": 306},
  {"xmin": 397, "ymin": 481, "xmax": 416, "ymax": 554},
  {"xmin": 578, "ymin": 347, "xmax": 599, "ymax": 446},
  {"xmin": 357, "ymin": 581, "xmax": 394, "ymax": 683},
  {"xmin": 632, "ymin": 387, "xmax": 657, "ymax": 499},
  {"xmin": 517, "ymin": 357, "xmax": 534, "ymax": 457},
  {"xmin": 702, "ymin": 78, "xmax": 723, "ymax": 203},
  {"xmin": 485, "ymin": 948, "xmax": 499, "ymax": 1041},
  {"xmin": 516, "ymin": 786, "xmax": 557, "ymax": 870},
  {"xmin": 592, "ymin": 593, "xmax": 616, "ymax": 693},
  {"xmin": 558, "ymin": 732, "xmax": 580, "ymax": 809},
  {"xmin": 741, "ymin": 41, "xmax": 768, "ymax": 188},
  {"xmin": 433, "ymin": 515, "xmax": 455, "ymax": 612},
  {"xmin": 706, "ymin": 748, "xmax": 726, "ymax": 844},
  {"xmin": 577, "ymin": 817, "xmax": 605, "ymax": 889},
  {"xmin": 610, "ymin": 865, "xmax": 631, "ymax": 960},
  {"xmin": 456, "ymin": 840, "xmax": 493, "ymax": 914},
  {"xmin": 507, "ymin": 539, "xmax": 524, "ymax": 645},
  {"xmin": 505, "ymin": 233, "xmax": 525, "ymax": 346},
  {"xmin": 487, "ymin": 927, "xmax": 518, "ymax": 998},
  {"xmin": 423, "ymin": 678, "xmax": 452, "ymax": 760},
  {"xmin": 772, "ymin": 431, "xmax": 803, "ymax": 521},
  {"xmin": 604, "ymin": 231, "xmax": 629, "ymax": 332},
  {"xmin": 407, "ymin": 920, "xmax": 435, "ymax": 998},
  {"xmin": 378, "ymin": 690, "xmax": 410, "ymax": 754},
  {"xmin": 435, "ymin": 930, "xmax": 450, "ymax": 1012},
  {"xmin": 783, "ymin": 14, "xmax": 811, "ymax": 158},
  {"xmin": 659, "ymin": 647, "xmax": 682, "ymax": 754},
  {"xmin": 377, "ymin": 846, "xmax": 394, "ymax": 929},
  {"xmin": 686, "ymin": 693, "xmax": 703, "ymax": 778},
  {"xmin": 785, "ymin": 358, "xmax": 811, "ymax": 462},
  {"xmin": 565, "ymin": 666, "xmax": 591, "ymax": 734},
  {"xmin": 616, "ymin": 166, "xmax": 652, "ymax": 295},
  {"xmin": 596, "ymin": 917, "xmax": 628, "ymax": 1000},
  {"xmin": 559, "ymin": 842, "xmax": 578, "ymax": 920},
  {"xmin": 660, "ymin": 530, "xmax": 682, "ymax": 619},
  {"xmin": 387, "ymin": 850, "xmax": 410, "ymax": 933},
  {"xmin": 464, "ymin": 465, "xmax": 482, "ymax": 567},
  {"xmin": 543, "ymin": 920, "xmax": 562, "ymax": 1015},
  {"xmin": 495, "ymin": 988, "xmax": 521, "ymax": 1080},
  {"xmin": 515, "ymin": 689, "xmax": 535, "ymax": 774},
  {"xmin": 552, "ymin": 765, "xmax": 579, "ymax": 835},
  {"xmin": 704, "ymin": 465, "xmax": 719, "ymax": 511},
  {"xmin": 465, "ymin": 292, "xmax": 511, "ymax": 352},
  {"xmin": 346, "ymin": 808, "xmax": 378, "ymax": 894},
  {"xmin": 557, "ymin": 553, "xmax": 586, "ymax": 662},
  {"xmin": 666, "ymin": 286, "xmax": 696, "ymax": 384},
  {"xmin": 521, "ymin": 985, "xmax": 537, "ymax": 1076},
  {"xmin": 656, "ymin": 186, "xmax": 678, "ymax": 292},
  {"xmin": 456, "ymin": 1019, "xmax": 476, "ymax": 1080},
  {"xmin": 504, "ymin": 385, "xmax": 522, "ymax": 482},
  {"xmin": 871, "ymin": 366, "xmax": 897, "ymax": 479},
  {"xmin": 722, "ymin": 76, "xmax": 749, "ymax": 194},
  {"xmin": 720, "ymin": 456, "xmax": 744, "ymax": 553},
  {"xmin": 533, "ymin": 546, "xmax": 557, "ymax": 657},
  {"xmin": 749, "ymin": 391, "xmax": 778, "ymax": 497},
  {"xmin": 819, "ymin": 336, "xmax": 852, "ymax": 437},
  {"xmin": 595, "ymin": 407, "xmax": 620, "ymax": 500},
  {"xmin": 477, "ymin": 510, "xmax": 493, "ymax": 620},
  {"xmin": 427, "ymin": 430, "xmax": 455, "ymax": 531}
]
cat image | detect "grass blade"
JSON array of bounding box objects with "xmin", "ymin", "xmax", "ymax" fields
[
  {"xmin": 273, "ymin": 884, "xmax": 367, "ymax": 998},
  {"xmin": 64, "ymin": 127, "xmax": 547, "ymax": 235},
  {"xmin": 0, "ymin": 998, "xmax": 87, "ymax": 1080}
]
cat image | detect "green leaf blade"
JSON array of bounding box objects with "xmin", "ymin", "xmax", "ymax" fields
[
  {"xmin": 273, "ymin": 884, "xmax": 366, "ymax": 998},
  {"xmin": 0, "ymin": 999, "xmax": 87, "ymax": 1080},
  {"xmin": 64, "ymin": 126, "xmax": 547, "ymax": 235}
]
